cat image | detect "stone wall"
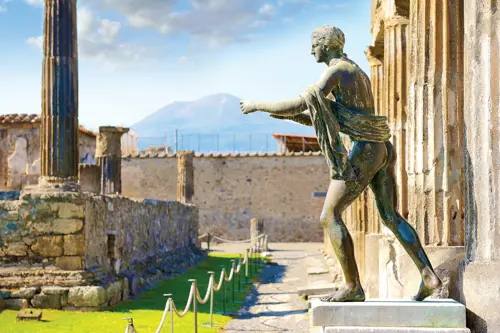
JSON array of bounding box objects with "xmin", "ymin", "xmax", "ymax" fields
[
  {"xmin": 122, "ymin": 153, "xmax": 330, "ymax": 242},
  {"xmin": 0, "ymin": 125, "xmax": 96, "ymax": 191},
  {"xmin": 0, "ymin": 190, "xmax": 200, "ymax": 310}
]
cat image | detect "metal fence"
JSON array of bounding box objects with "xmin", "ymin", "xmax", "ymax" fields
[{"xmin": 137, "ymin": 132, "xmax": 278, "ymax": 154}]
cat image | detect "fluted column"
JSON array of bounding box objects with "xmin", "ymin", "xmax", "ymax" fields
[
  {"xmin": 96, "ymin": 126, "xmax": 129, "ymax": 195},
  {"xmin": 365, "ymin": 49, "xmax": 384, "ymax": 234},
  {"xmin": 462, "ymin": 1, "xmax": 500, "ymax": 331},
  {"xmin": 177, "ymin": 151, "xmax": 194, "ymax": 203},
  {"xmin": 384, "ymin": 16, "xmax": 409, "ymax": 218},
  {"xmin": 40, "ymin": 0, "xmax": 79, "ymax": 184},
  {"xmin": 407, "ymin": 0, "xmax": 464, "ymax": 246}
]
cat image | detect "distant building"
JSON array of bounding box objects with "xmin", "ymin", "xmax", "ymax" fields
[
  {"xmin": 121, "ymin": 129, "xmax": 139, "ymax": 156},
  {"xmin": 272, "ymin": 133, "xmax": 320, "ymax": 154},
  {"xmin": 0, "ymin": 114, "xmax": 97, "ymax": 190}
]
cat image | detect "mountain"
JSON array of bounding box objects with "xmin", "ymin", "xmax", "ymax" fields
[{"xmin": 131, "ymin": 93, "xmax": 316, "ymax": 152}]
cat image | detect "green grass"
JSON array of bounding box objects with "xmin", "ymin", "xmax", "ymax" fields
[{"xmin": 0, "ymin": 253, "xmax": 262, "ymax": 333}]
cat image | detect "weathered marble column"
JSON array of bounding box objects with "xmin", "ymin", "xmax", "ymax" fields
[
  {"xmin": 96, "ymin": 126, "xmax": 129, "ymax": 195},
  {"xmin": 406, "ymin": 0, "xmax": 464, "ymax": 247},
  {"xmin": 39, "ymin": 0, "xmax": 79, "ymax": 186},
  {"xmin": 384, "ymin": 16, "xmax": 409, "ymax": 218},
  {"xmin": 462, "ymin": 1, "xmax": 500, "ymax": 331},
  {"xmin": 176, "ymin": 151, "xmax": 194, "ymax": 203}
]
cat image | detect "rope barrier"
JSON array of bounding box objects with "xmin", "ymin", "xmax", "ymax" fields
[{"xmin": 125, "ymin": 232, "xmax": 268, "ymax": 333}]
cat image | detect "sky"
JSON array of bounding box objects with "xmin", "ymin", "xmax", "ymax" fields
[{"xmin": 0, "ymin": 0, "xmax": 373, "ymax": 131}]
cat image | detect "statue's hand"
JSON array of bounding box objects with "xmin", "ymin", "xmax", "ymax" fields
[{"xmin": 240, "ymin": 101, "xmax": 258, "ymax": 114}]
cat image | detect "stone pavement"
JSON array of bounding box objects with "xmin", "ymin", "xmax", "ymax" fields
[{"xmin": 209, "ymin": 242, "xmax": 333, "ymax": 333}]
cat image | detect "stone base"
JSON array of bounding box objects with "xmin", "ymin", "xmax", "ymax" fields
[
  {"xmin": 311, "ymin": 298, "xmax": 467, "ymax": 329},
  {"xmin": 378, "ymin": 236, "xmax": 465, "ymax": 300},
  {"xmin": 322, "ymin": 328, "xmax": 470, "ymax": 332},
  {"xmin": 298, "ymin": 283, "xmax": 337, "ymax": 298},
  {"xmin": 462, "ymin": 261, "xmax": 500, "ymax": 333}
]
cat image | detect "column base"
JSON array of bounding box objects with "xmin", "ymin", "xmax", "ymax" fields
[
  {"xmin": 462, "ymin": 261, "xmax": 500, "ymax": 333},
  {"xmin": 33, "ymin": 176, "xmax": 81, "ymax": 193}
]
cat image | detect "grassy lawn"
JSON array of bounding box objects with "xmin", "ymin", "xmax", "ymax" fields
[{"xmin": 0, "ymin": 253, "xmax": 261, "ymax": 333}]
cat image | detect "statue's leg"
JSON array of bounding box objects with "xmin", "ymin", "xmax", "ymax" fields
[
  {"xmin": 369, "ymin": 142, "xmax": 442, "ymax": 301},
  {"xmin": 319, "ymin": 178, "xmax": 366, "ymax": 302},
  {"xmin": 320, "ymin": 141, "xmax": 388, "ymax": 302}
]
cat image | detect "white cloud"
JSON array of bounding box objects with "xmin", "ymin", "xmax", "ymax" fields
[
  {"xmin": 0, "ymin": 0, "xmax": 11, "ymax": 13},
  {"xmin": 25, "ymin": 0, "xmax": 42, "ymax": 6},
  {"xmin": 26, "ymin": 6, "xmax": 149, "ymax": 68},
  {"xmin": 259, "ymin": 3, "xmax": 275, "ymax": 17},
  {"xmin": 89, "ymin": 0, "xmax": 271, "ymax": 48},
  {"xmin": 278, "ymin": 0, "xmax": 310, "ymax": 6}
]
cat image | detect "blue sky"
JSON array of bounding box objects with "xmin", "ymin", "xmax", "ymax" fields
[{"xmin": 0, "ymin": 0, "xmax": 372, "ymax": 131}]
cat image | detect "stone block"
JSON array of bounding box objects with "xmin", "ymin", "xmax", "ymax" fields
[
  {"xmin": 31, "ymin": 236, "xmax": 63, "ymax": 257},
  {"xmin": 55, "ymin": 203, "xmax": 85, "ymax": 219},
  {"xmin": 67, "ymin": 286, "xmax": 106, "ymax": 307},
  {"xmin": 10, "ymin": 287, "xmax": 37, "ymax": 299},
  {"xmin": 41, "ymin": 286, "xmax": 69, "ymax": 296},
  {"xmin": 6, "ymin": 242, "xmax": 28, "ymax": 256},
  {"xmin": 322, "ymin": 328, "xmax": 470, "ymax": 332},
  {"xmin": 122, "ymin": 278, "xmax": 129, "ymax": 301},
  {"xmin": 364, "ymin": 233, "xmax": 382, "ymax": 298},
  {"xmin": 463, "ymin": 261, "xmax": 500, "ymax": 333},
  {"xmin": 32, "ymin": 219, "xmax": 83, "ymax": 235},
  {"xmin": 105, "ymin": 280, "xmax": 123, "ymax": 306},
  {"xmin": 31, "ymin": 294, "xmax": 62, "ymax": 309},
  {"xmin": 56, "ymin": 256, "xmax": 83, "ymax": 270},
  {"xmin": 310, "ymin": 299, "xmax": 466, "ymax": 328},
  {"xmin": 63, "ymin": 234, "xmax": 84, "ymax": 255},
  {"xmin": 5, "ymin": 298, "xmax": 29, "ymax": 310}
]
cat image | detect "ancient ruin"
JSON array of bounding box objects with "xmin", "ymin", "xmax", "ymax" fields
[{"xmin": 0, "ymin": 0, "xmax": 202, "ymax": 311}]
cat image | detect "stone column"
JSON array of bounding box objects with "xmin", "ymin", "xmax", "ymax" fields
[
  {"xmin": 176, "ymin": 151, "xmax": 194, "ymax": 203},
  {"xmin": 384, "ymin": 16, "xmax": 409, "ymax": 218},
  {"xmin": 96, "ymin": 126, "xmax": 129, "ymax": 195},
  {"xmin": 407, "ymin": 0, "xmax": 464, "ymax": 247},
  {"xmin": 462, "ymin": 1, "xmax": 500, "ymax": 331},
  {"xmin": 39, "ymin": 0, "xmax": 79, "ymax": 187},
  {"xmin": 250, "ymin": 217, "xmax": 264, "ymax": 251}
]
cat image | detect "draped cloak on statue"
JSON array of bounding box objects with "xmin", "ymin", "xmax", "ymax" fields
[{"xmin": 299, "ymin": 84, "xmax": 391, "ymax": 181}]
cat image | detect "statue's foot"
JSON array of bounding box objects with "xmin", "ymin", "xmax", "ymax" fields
[
  {"xmin": 319, "ymin": 285, "xmax": 365, "ymax": 302},
  {"xmin": 412, "ymin": 267, "xmax": 442, "ymax": 301}
]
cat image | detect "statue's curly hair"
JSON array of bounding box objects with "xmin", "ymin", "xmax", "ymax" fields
[{"xmin": 312, "ymin": 25, "xmax": 346, "ymax": 56}]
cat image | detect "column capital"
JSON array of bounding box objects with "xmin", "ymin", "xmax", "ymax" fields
[
  {"xmin": 365, "ymin": 45, "xmax": 384, "ymax": 64},
  {"xmin": 384, "ymin": 15, "xmax": 410, "ymax": 28},
  {"xmin": 96, "ymin": 126, "xmax": 129, "ymax": 158}
]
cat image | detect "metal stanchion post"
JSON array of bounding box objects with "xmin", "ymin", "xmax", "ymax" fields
[
  {"xmin": 231, "ymin": 260, "xmax": 235, "ymax": 303},
  {"xmin": 244, "ymin": 249, "xmax": 251, "ymax": 285},
  {"xmin": 237, "ymin": 254, "xmax": 242, "ymax": 292},
  {"xmin": 163, "ymin": 294, "xmax": 174, "ymax": 333},
  {"xmin": 188, "ymin": 280, "xmax": 198, "ymax": 333},
  {"xmin": 202, "ymin": 272, "xmax": 218, "ymax": 328}
]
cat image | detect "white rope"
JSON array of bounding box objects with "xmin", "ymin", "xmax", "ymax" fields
[
  {"xmin": 211, "ymin": 233, "xmax": 265, "ymax": 244},
  {"xmin": 154, "ymin": 299, "xmax": 171, "ymax": 333},
  {"xmin": 225, "ymin": 266, "xmax": 235, "ymax": 282},
  {"xmin": 213, "ymin": 269, "xmax": 226, "ymax": 292},
  {"xmin": 172, "ymin": 284, "xmax": 195, "ymax": 317},
  {"xmin": 196, "ymin": 276, "xmax": 213, "ymax": 304}
]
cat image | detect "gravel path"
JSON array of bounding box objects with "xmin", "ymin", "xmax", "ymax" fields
[{"xmin": 210, "ymin": 242, "xmax": 326, "ymax": 333}]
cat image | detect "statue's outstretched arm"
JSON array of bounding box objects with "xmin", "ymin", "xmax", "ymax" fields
[
  {"xmin": 270, "ymin": 110, "xmax": 312, "ymax": 126},
  {"xmin": 241, "ymin": 65, "xmax": 340, "ymax": 116}
]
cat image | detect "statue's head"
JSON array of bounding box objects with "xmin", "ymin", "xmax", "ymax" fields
[{"xmin": 311, "ymin": 25, "xmax": 345, "ymax": 63}]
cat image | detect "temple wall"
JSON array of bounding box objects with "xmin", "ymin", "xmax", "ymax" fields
[{"xmin": 122, "ymin": 153, "xmax": 329, "ymax": 242}]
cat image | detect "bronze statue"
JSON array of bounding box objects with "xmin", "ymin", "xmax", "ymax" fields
[{"xmin": 240, "ymin": 25, "xmax": 442, "ymax": 302}]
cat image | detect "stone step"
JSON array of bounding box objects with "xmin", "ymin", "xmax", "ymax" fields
[
  {"xmin": 298, "ymin": 283, "xmax": 336, "ymax": 298},
  {"xmin": 322, "ymin": 328, "xmax": 470, "ymax": 332},
  {"xmin": 311, "ymin": 298, "xmax": 467, "ymax": 329}
]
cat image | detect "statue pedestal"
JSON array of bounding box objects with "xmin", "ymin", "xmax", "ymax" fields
[{"xmin": 310, "ymin": 298, "xmax": 470, "ymax": 332}]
